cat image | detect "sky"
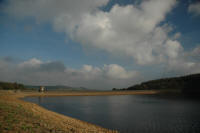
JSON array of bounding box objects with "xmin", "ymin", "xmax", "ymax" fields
[{"xmin": 0, "ymin": 0, "xmax": 200, "ymax": 89}]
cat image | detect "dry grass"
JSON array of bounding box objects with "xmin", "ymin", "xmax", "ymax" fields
[{"xmin": 0, "ymin": 90, "xmax": 157, "ymax": 133}]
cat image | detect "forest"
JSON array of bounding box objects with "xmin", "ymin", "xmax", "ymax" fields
[{"xmin": 125, "ymin": 73, "xmax": 200, "ymax": 94}]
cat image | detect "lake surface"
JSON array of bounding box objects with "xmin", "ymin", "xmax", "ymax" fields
[{"xmin": 24, "ymin": 95, "xmax": 200, "ymax": 133}]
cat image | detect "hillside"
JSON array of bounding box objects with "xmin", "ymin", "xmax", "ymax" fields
[
  {"xmin": 0, "ymin": 82, "xmax": 25, "ymax": 90},
  {"xmin": 126, "ymin": 73, "xmax": 200, "ymax": 94}
]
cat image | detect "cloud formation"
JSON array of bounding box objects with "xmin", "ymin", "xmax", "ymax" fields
[
  {"xmin": 1, "ymin": 56, "xmax": 198, "ymax": 89},
  {"xmin": 0, "ymin": 58, "xmax": 139, "ymax": 89},
  {"xmin": 166, "ymin": 45, "xmax": 200, "ymax": 75},
  {"xmin": 3, "ymin": 0, "xmax": 184, "ymax": 65},
  {"xmin": 1, "ymin": 0, "xmax": 200, "ymax": 88},
  {"xmin": 188, "ymin": 2, "xmax": 200, "ymax": 16}
]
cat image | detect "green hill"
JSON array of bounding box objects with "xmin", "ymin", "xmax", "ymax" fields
[
  {"xmin": 0, "ymin": 82, "xmax": 25, "ymax": 90},
  {"xmin": 126, "ymin": 73, "xmax": 200, "ymax": 94}
]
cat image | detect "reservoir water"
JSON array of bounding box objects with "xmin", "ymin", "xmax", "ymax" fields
[{"xmin": 24, "ymin": 95, "xmax": 200, "ymax": 133}]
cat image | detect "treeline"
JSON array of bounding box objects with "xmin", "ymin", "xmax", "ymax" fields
[
  {"xmin": 113, "ymin": 73, "xmax": 200, "ymax": 94},
  {"xmin": 0, "ymin": 81, "xmax": 25, "ymax": 90}
]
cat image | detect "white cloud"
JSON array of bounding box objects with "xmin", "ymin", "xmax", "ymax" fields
[
  {"xmin": 73, "ymin": 0, "xmax": 178, "ymax": 65},
  {"xmin": 189, "ymin": 45, "xmax": 200, "ymax": 57},
  {"xmin": 167, "ymin": 59, "xmax": 200, "ymax": 75},
  {"xmin": 103, "ymin": 64, "xmax": 138, "ymax": 79},
  {"xmin": 188, "ymin": 2, "xmax": 200, "ymax": 16},
  {"xmin": 166, "ymin": 45, "xmax": 200, "ymax": 75},
  {"xmin": 3, "ymin": 0, "xmax": 182, "ymax": 65},
  {"xmin": 3, "ymin": 0, "xmax": 200, "ymax": 85},
  {"xmin": 173, "ymin": 32, "xmax": 181, "ymax": 39},
  {"xmin": 164, "ymin": 40, "xmax": 183, "ymax": 59},
  {"xmin": 0, "ymin": 58, "xmax": 139, "ymax": 89},
  {"xmin": 19, "ymin": 58, "xmax": 42, "ymax": 68}
]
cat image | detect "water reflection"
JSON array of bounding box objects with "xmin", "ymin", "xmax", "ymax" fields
[{"xmin": 38, "ymin": 96, "xmax": 43, "ymax": 104}]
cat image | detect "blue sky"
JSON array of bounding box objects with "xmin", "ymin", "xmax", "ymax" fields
[
  {"xmin": 0, "ymin": 0, "xmax": 200, "ymax": 89},
  {"xmin": 0, "ymin": 11, "xmax": 133, "ymax": 69}
]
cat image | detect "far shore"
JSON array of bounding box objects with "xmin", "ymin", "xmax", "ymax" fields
[
  {"xmin": 0, "ymin": 90, "xmax": 158, "ymax": 133},
  {"xmin": 21, "ymin": 90, "xmax": 158, "ymax": 97}
]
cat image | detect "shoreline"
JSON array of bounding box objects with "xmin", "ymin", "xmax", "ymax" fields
[
  {"xmin": 0, "ymin": 90, "xmax": 157, "ymax": 133},
  {"xmin": 22, "ymin": 90, "xmax": 158, "ymax": 97}
]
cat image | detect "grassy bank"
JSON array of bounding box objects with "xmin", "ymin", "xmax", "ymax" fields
[{"xmin": 0, "ymin": 90, "xmax": 157, "ymax": 133}]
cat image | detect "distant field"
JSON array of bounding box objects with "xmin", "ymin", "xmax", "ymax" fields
[{"xmin": 20, "ymin": 90, "xmax": 158, "ymax": 97}]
